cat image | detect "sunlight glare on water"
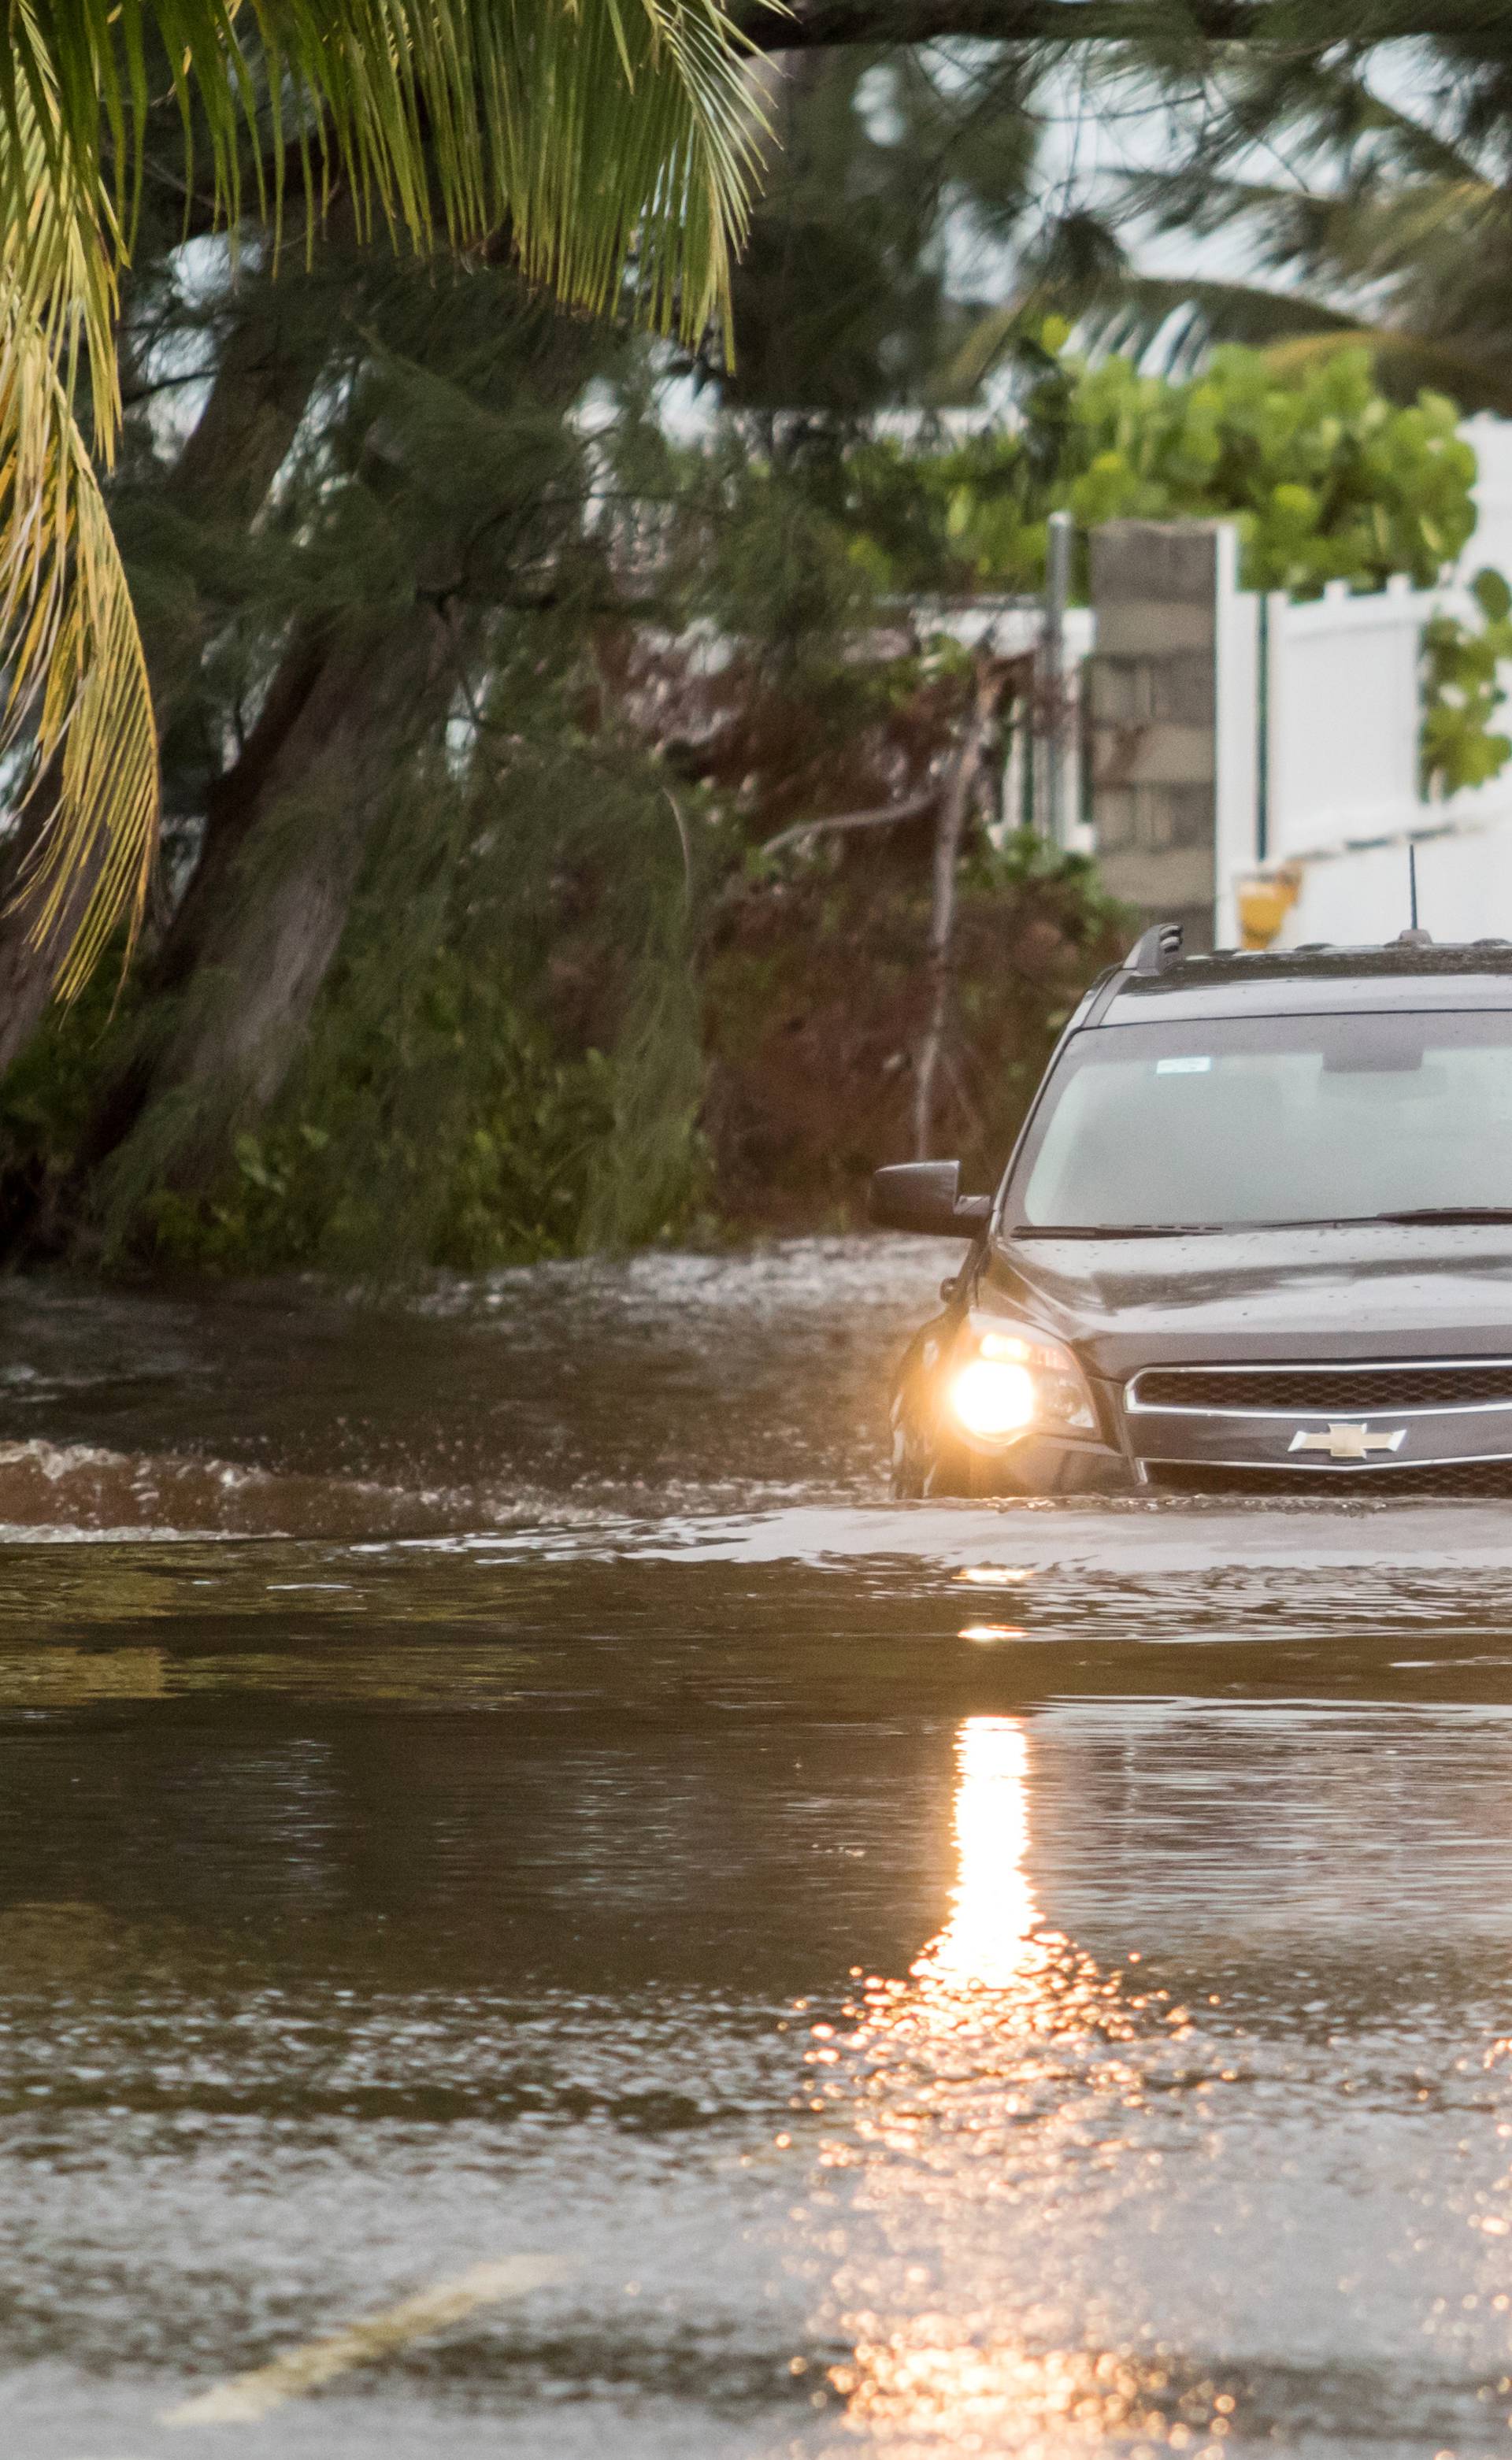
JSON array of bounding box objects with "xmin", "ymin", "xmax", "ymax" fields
[{"xmin": 809, "ymin": 1716, "xmax": 1178, "ymax": 2459}]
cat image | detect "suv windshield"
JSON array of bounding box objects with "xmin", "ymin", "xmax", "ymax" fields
[{"xmin": 1010, "ymin": 1007, "xmax": 1512, "ymax": 1233}]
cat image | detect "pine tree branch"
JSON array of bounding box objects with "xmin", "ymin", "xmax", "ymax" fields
[{"xmin": 757, "ymin": 786, "xmax": 940, "ymax": 861}]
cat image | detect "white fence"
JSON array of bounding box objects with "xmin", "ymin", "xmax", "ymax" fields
[
  {"xmin": 947, "ymin": 417, "xmax": 1512, "ymax": 946},
  {"xmin": 1216, "ymin": 417, "xmax": 1512, "ymax": 947}
]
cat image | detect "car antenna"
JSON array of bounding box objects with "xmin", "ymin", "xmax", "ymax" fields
[{"xmin": 1396, "ymin": 843, "xmax": 1432, "ymax": 947}]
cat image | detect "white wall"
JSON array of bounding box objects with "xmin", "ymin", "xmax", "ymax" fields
[
  {"xmin": 1279, "ymin": 817, "xmax": 1512, "ymax": 947},
  {"xmin": 1463, "ymin": 416, "xmax": 1512, "ymax": 581}
]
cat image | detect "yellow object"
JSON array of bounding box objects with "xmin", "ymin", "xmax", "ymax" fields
[{"xmin": 1237, "ymin": 866, "xmax": 1302, "ymax": 950}]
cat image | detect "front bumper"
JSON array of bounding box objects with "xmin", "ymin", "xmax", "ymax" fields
[
  {"xmin": 927, "ymin": 1375, "xmax": 1512, "ymax": 1497},
  {"xmin": 945, "ymin": 1432, "xmax": 1133, "ymax": 1497}
]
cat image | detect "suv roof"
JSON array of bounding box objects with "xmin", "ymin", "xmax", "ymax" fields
[{"xmin": 1095, "ymin": 934, "xmax": 1512, "ymax": 1027}]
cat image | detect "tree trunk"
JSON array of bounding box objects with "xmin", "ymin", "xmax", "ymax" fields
[
  {"xmin": 168, "ymin": 304, "xmax": 334, "ymax": 532},
  {"xmin": 72, "ymin": 605, "xmax": 450, "ymax": 1232}
]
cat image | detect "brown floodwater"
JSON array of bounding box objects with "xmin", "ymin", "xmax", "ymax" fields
[{"xmin": 7, "ymin": 1237, "xmax": 1512, "ymax": 2458}]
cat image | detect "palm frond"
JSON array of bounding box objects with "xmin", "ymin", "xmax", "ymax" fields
[
  {"xmin": 1259, "ymin": 326, "xmax": 1512, "ymax": 417},
  {"xmin": 1311, "ymin": 82, "xmax": 1484, "ymax": 190},
  {"xmin": 1, "ymin": 0, "xmax": 123, "ymax": 457},
  {"xmin": 947, "ymin": 272, "xmax": 1359, "ymax": 396},
  {"xmin": 472, "ymin": 0, "xmax": 762, "ymax": 350},
  {"xmin": 0, "ymin": 272, "xmax": 157, "ymax": 998},
  {"xmin": 1208, "ymin": 57, "xmax": 1480, "ymax": 196},
  {"xmin": 958, "ymin": 262, "xmax": 1512, "ymax": 421},
  {"xmin": 2, "ymin": 2, "xmax": 765, "ymax": 365},
  {"xmin": 1075, "ymin": 276, "xmax": 1366, "ymax": 374},
  {"xmin": 1073, "ymin": 37, "xmax": 1512, "ymax": 416},
  {"xmin": 0, "ymin": 0, "xmax": 765, "ymax": 1009},
  {"xmin": 1119, "ymin": 169, "xmax": 1336, "ymax": 247},
  {"xmin": 0, "ymin": 6, "xmax": 155, "ymax": 993}
]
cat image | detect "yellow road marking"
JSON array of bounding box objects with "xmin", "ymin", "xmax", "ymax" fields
[{"xmin": 160, "ymin": 2255, "xmax": 569, "ymax": 2425}]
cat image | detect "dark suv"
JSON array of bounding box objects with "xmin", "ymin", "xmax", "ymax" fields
[{"xmin": 876, "ymin": 926, "xmax": 1512, "ymax": 1497}]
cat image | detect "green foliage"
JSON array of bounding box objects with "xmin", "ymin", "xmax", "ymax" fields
[
  {"xmin": 1421, "ymin": 567, "xmax": 1512, "ymax": 794},
  {"xmin": 137, "ymin": 976, "xmax": 620, "ymax": 1276},
  {"xmin": 788, "ymin": 339, "xmax": 1481, "ymax": 602},
  {"xmin": 10, "ymin": 0, "xmax": 759, "ymax": 346},
  {"xmin": 118, "ymin": 591, "xmax": 718, "ymax": 1273},
  {"xmin": 0, "ymin": 956, "xmax": 139, "ymax": 1195},
  {"xmin": 710, "ymin": 339, "xmax": 1508, "ymax": 797},
  {"xmin": 4, "ymin": 0, "xmax": 762, "ymax": 1027},
  {"xmin": 577, "ymin": 911, "xmax": 711, "ymax": 1254},
  {"xmin": 1064, "ymin": 347, "xmax": 1478, "ymax": 593}
]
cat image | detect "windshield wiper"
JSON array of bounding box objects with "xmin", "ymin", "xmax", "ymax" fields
[
  {"xmin": 1013, "ymin": 1210, "xmax": 1512, "ymax": 1238},
  {"xmin": 1010, "ymin": 1222, "xmax": 1232, "ymax": 1239},
  {"xmin": 1369, "ymin": 1206, "xmax": 1512, "ymax": 1225}
]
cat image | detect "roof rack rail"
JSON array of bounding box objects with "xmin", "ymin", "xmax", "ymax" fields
[{"xmin": 1124, "ymin": 921, "xmax": 1184, "ymax": 976}]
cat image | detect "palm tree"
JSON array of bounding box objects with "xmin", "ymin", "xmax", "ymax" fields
[
  {"xmin": 1, "ymin": 0, "xmax": 758, "ymax": 1003},
  {"xmin": 949, "ymin": 46, "xmax": 1512, "ymax": 414}
]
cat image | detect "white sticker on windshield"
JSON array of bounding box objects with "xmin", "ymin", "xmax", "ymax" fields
[{"xmin": 1156, "ymin": 1056, "xmax": 1213, "ymax": 1076}]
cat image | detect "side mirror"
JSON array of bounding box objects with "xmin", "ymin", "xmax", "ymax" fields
[{"xmin": 869, "ymin": 1160, "xmax": 991, "ymax": 1239}]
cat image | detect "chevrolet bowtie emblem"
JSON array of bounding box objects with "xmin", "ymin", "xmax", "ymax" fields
[{"xmin": 1288, "ymin": 1422, "xmax": 1406, "ymax": 1461}]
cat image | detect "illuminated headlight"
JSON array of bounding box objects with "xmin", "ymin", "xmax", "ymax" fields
[{"xmin": 947, "ymin": 1318, "xmax": 1096, "ymax": 1443}]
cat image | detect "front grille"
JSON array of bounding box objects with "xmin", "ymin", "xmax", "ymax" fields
[
  {"xmin": 1131, "ymin": 1364, "xmax": 1512, "ymax": 1414},
  {"xmin": 1151, "ymin": 1460, "xmax": 1512, "ymax": 1499}
]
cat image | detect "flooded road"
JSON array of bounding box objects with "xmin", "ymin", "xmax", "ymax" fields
[{"xmin": 8, "ymin": 1240, "xmax": 1512, "ymax": 2458}]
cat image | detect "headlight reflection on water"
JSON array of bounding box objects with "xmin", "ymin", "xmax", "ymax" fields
[
  {"xmin": 802, "ymin": 1718, "xmax": 1229, "ymax": 2456},
  {"xmin": 932, "ymin": 1716, "xmax": 1038, "ymax": 1989}
]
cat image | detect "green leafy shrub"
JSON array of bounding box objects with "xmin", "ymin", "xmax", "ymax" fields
[
  {"xmin": 814, "ymin": 340, "xmax": 1482, "ymax": 599},
  {"xmin": 137, "ymin": 982, "xmax": 622, "ymax": 1276},
  {"xmin": 765, "ymin": 339, "xmax": 1508, "ymax": 797},
  {"xmin": 1421, "ymin": 568, "xmax": 1512, "ymax": 793}
]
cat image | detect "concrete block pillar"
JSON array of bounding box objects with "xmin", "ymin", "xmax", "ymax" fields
[{"xmin": 1088, "ymin": 521, "xmax": 1229, "ymax": 952}]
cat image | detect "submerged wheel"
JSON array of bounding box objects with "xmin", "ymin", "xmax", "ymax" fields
[
  {"xmin": 891, "ymin": 1410, "xmax": 976, "ymax": 1499},
  {"xmin": 891, "ymin": 1419, "xmax": 926, "ymax": 1499}
]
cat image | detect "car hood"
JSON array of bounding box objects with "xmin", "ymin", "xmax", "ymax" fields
[{"xmin": 982, "ymin": 1221, "xmax": 1512, "ymax": 1380}]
